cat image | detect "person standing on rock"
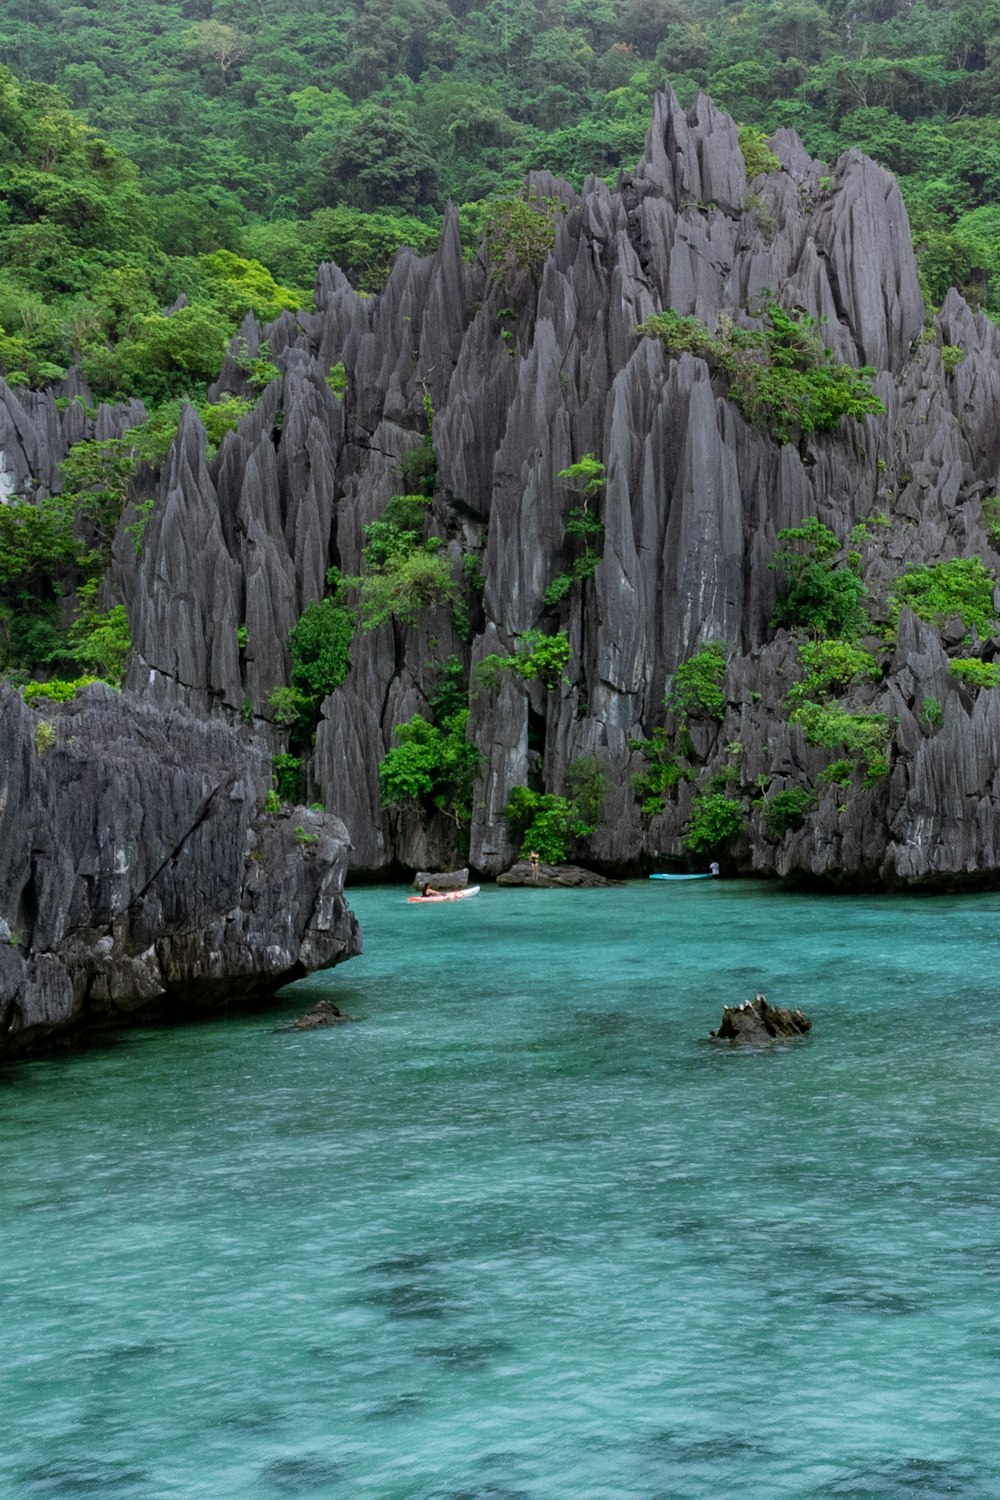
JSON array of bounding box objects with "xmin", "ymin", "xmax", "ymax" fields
[
  {"xmin": 709, "ymin": 861, "xmax": 720, "ymax": 878},
  {"xmin": 529, "ymin": 850, "xmax": 540, "ymax": 882}
]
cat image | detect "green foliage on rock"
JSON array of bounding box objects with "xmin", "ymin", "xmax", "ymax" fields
[
  {"xmin": 504, "ymin": 786, "xmax": 590, "ymax": 865},
  {"xmin": 485, "ymin": 192, "xmax": 562, "ymax": 284},
  {"xmin": 770, "ymin": 518, "xmax": 869, "ymax": 640},
  {"xmin": 762, "ymin": 786, "xmax": 815, "ymax": 839},
  {"xmin": 629, "ymin": 726, "xmax": 695, "ymax": 818},
  {"xmin": 790, "ymin": 700, "xmax": 891, "ymax": 784},
  {"xmin": 271, "ymin": 753, "xmax": 304, "ymax": 802},
  {"xmin": 667, "ymin": 643, "xmax": 727, "ymax": 719},
  {"xmin": 476, "ymin": 630, "xmax": 573, "ymax": 693},
  {"xmin": 544, "ymin": 453, "xmax": 605, "ymax": 605},
  {"xmin": 738, "ymin": 125, "xmax": 782, "ymax": 179},
  {"xmin": 379, "ymin": 709, "xmax": 481, "ymax": 828},
  {"xmin": 891, "ymin": 557, "xmax": 998, "ymax": 639},
  {"xmin": 289, "ymin": 594, "xmax": 353, "ymax": 709},
  {"xmin": 684, "ymin": 792, "xmax": 747, "ymax": 853},
  {"xmin": 23, "ymin": 675, "xmax": 100, "ymax": 705},
  {"xmin": 638, "ymin": 304, "xmax": 884, "ymax": 445},
  {"xmin": 786, "ymin": 638, "xmax": 880, "ymax": 706},
  {"xmin": 950, "ymin": 658, "xmax": 1000, "ymax": 690}
]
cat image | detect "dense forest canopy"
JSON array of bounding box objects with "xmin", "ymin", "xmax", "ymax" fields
[{"xmin": 1, "ymin": 0, "xmax": 1000, "ymax": 319}]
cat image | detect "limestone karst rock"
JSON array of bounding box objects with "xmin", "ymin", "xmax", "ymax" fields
[
  {"xmin": 0, "ymin": 684, "xmax": 360, "ymax": 1058},
  {"xmin": 14, "ymin": 85, "xmax": 1000, "ymax": 894}
]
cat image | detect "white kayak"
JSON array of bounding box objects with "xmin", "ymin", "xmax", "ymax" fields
[
  {"xmin": 407, "ymin": 885, "xmax": 481, "ymax": 904},
  {"xmin": 649, "ymin": 873, "xmax": 712, "ymax": 881}
]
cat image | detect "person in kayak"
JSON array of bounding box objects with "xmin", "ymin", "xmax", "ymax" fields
[{"xmin": 421, "ymin": 882, "xmax": 441, "ymax": 897}]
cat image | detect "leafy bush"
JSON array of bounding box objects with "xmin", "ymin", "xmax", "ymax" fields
[
  {"xmin": 66, "ymin": 591, "xmax": 131, "ymax": 684},
  {"xmin": 34, "ymin": 719, "xmax": 56, "ymax": 753},
  {"xmin": 353, "ymin": 546, "xmax": 458, "ymax": 629},
  {"xmin": 379, "ymin": 710, "xmax": 481, "ymax": 827},
  {"xmin": 817, "ymin": 758, "xmax": 854, "ymax": 787},
  {"xmin": 503, "ymin": 786, "xmax": 592, "ymax": 864},
  {"xmin": 770, "ymin": 519, "xmax": 869, "ymax": 640},
  {"xmin": 950, "ymin": 658, "xmax": 1000, "ymax": 689},
  {"xmin": 684, "ymin": 792, "xmax": 747, "ymax": 853},
  {"xmin": 667, "ymin": 643, "xmax": 727, "ymax": 718},
  {"xmin": 327, "ymin": 362, "xmax": 348, "ymax": 399},
  {"xmin": 786, "ymin": 638, "xmax": 880, "ymax": 705},
  {"xmin": 629, "ymin": 726, "xmax": 694, "ymax": 816},
  {"xmin": 634, "ymin": 309, "xmax": 714, "ymax": 358},
  {"xmin": 563, "ymin": 754, "xmax": 607, "ymax": 828},
  {"xmin": 638, "ymin": 304, "xmax": 884, "ymax": 444},
  {"xmin": 921, "ymin": 695, "xmax": 944, "ymax": 728},
  {"xmin": 790, "ymin": 700, "xmax": 891, "ymax": 783},
  {"xmin": 399, "ymin": 397, "xmax": 437, "ymax": 497},
  {"xmin": 23, "ymin": 675, "xmax": 100, "ymax": 705},
  {"xmin": 271, "ymin": 753, "xmax": 304, "ymax": 802},
  {"xmin": 763, "ymin": 786, "xmax": 815, "ymax": 838},
  {"xmin": 543, "ymin": 455, "xmax": 606, "ymax": 604},
  {"xmin": 892, "ymin": 557, "xmax": 997, "ymax": 639},
  {"xmin": 268, "ymin": 685, "xmax": 312, "ymax": 738},
  {"xmin": 738, "ymin": 125, "xmax": 782, "ymax": 178},
  {"xmin": 485, "ymin": 192, "xmax": 562, "ymax": 284},
  {"xmin": 289, "ymin": 595, "xmax": 353, "ymax": 708}
]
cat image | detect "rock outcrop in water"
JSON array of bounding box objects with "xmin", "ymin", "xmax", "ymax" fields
[
  {"xmin": 8, "ymin": 84, "xmax": 1000, "ymax": 901},
  {"xmin": 0, "ymin": 684, "xmax": 360, "ymax": 1058},
  {"xmin": 711, "ymin": 995, "xmax": 812, "ymax": 1044}
]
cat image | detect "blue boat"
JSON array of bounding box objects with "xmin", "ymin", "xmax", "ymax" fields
[{"xmin": 649, "ymin": 872, "xmax": 712, "ymax": 881}]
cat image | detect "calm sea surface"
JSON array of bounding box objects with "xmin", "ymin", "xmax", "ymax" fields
[{"xmin": 3, "ymin": 880, "xmax": 1000, "ymax": 1499}]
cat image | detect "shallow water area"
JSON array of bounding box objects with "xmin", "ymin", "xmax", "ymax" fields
[{"xmin": 3, "ymin": 879, "xmax": 1000, "ymax": 1497}]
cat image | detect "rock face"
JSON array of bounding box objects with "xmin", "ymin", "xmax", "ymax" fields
[
  {"xmin": 11, "ymin": 85, "xmax": 1000, "ymax": 892},
  {"xmin": 711, "ymin": 995, "xmax": 812, "ymax": 1044},
  {"xmin": 495, "ymin": 861, "xmax": 622, "ymax": 888},
  {"xmin": 413, "ymin": 867, "xmax": 469, "ymax": 891},
  {"xmin": 0, "ymin": 685, "xmax": 361, "ymax": 1058}
]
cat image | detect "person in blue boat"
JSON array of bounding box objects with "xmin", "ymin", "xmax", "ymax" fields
[{"xmin": 709, "ymin": 861, "xmax": 720, "ymax": 878}]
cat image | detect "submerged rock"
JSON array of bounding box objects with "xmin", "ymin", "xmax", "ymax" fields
[
  {"xmin": 496, "ymin": 861, "xmax": 623, "ymax": 887},
  {"xmin": 0, "ymin": 684, "xmax": 361, "ymax": 1058},
  {"xmin": 711, "ymin": 994, "xmax": 812, "ymax": 1044},
  {"xmin": 281, "ymin": 999, "xmax": 353, "ymax": 1030}
]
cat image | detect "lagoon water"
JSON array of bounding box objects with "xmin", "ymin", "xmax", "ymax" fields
[{"xmin": 3, "ymin": 879, "xmax": 1000, "ymax": 1498}]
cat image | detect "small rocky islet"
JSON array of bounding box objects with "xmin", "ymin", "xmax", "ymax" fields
[{"xmin": 5, "ymin": 86, "xmax": 1000, "ymax": 1054}]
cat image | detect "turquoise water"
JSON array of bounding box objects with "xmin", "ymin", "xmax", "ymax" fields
[{"xmin": 3, "ymin": 880, "xmax": 1000, "ymax": 1499}]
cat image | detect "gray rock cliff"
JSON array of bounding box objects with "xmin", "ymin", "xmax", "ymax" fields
[
  {"xmin": 0, "ymin": 684, "xmax": 360, "ymax": 1058},
  {"xmin": 17, "ymin": 86, "xmax": 1000, "ymax": 892}
]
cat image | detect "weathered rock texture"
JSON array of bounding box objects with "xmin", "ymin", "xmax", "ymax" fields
[
  {"xmin": 496, "ymin": 861, "xmax": 622, "ymax": 888},
  {"xmin": 0, "ymin": 684, "xmax": 360, "ymax": 1058},
  {"xmin": 9, "ymin": 86, "xmax": 1000, "ymax": 891},
  {"xmin": 711, "ymin": 995, "xmax": 812, "ymax": 1044}
]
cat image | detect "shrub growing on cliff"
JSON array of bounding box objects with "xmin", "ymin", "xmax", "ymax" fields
[
  {"xmin": 289, "ymin": 594, "xmax": 353, "ymax": 707},
  {"xmin": 786, "ymin": 638, "xmax": 880, "ymax": 705},
  {"xmin": 485, "ymin": 191, "xmax": 562, "ymax": 284},
  {"xmin": 629, "ymin": 726, "xmax": 695, "ymax": 817},
  {"xmin": 543, "ymin": 454, "xmax": 605, "ymax": 605},
  {"xmin": 762, "ymin": 786, "xmax": 815, "ymax": 838},
  {"xmin": 474, "ymin": 630, "xmax": 572, "ymax": 693},
  {"xmin": 638, "ymin": 304, "xmax": 884, "ymax": 445},
  {"xmin": 770, "ymin": 518, "xmax": 869, "ymax": 640},
  {"xmin": 950, "ymin": 658, "xmax": 1000, "ymax": 689},
  {"xmin": 684, "ymin": 792, "xmax": 747, "ymax": 853},
  {"xmin": 738, "ymin": 125, "xmax": 782, "ymax": 179},
  {"xmin": 379, "ymin": 709, "xmax": 481, "ymax": 828},
  {"xmin": 504, "ymin": 787, "xmax": 591, "ymax": 864},
  {"xmin": 789, "ymin": 700, "xmax": 891, "ymax": 783},
  {"xmin": 891, "ymin": 557, "xmax": 997, "ymax": 639},
  {"xmin": 667, "ymin": 643, "xmax": 727, "ymax": 719}
]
